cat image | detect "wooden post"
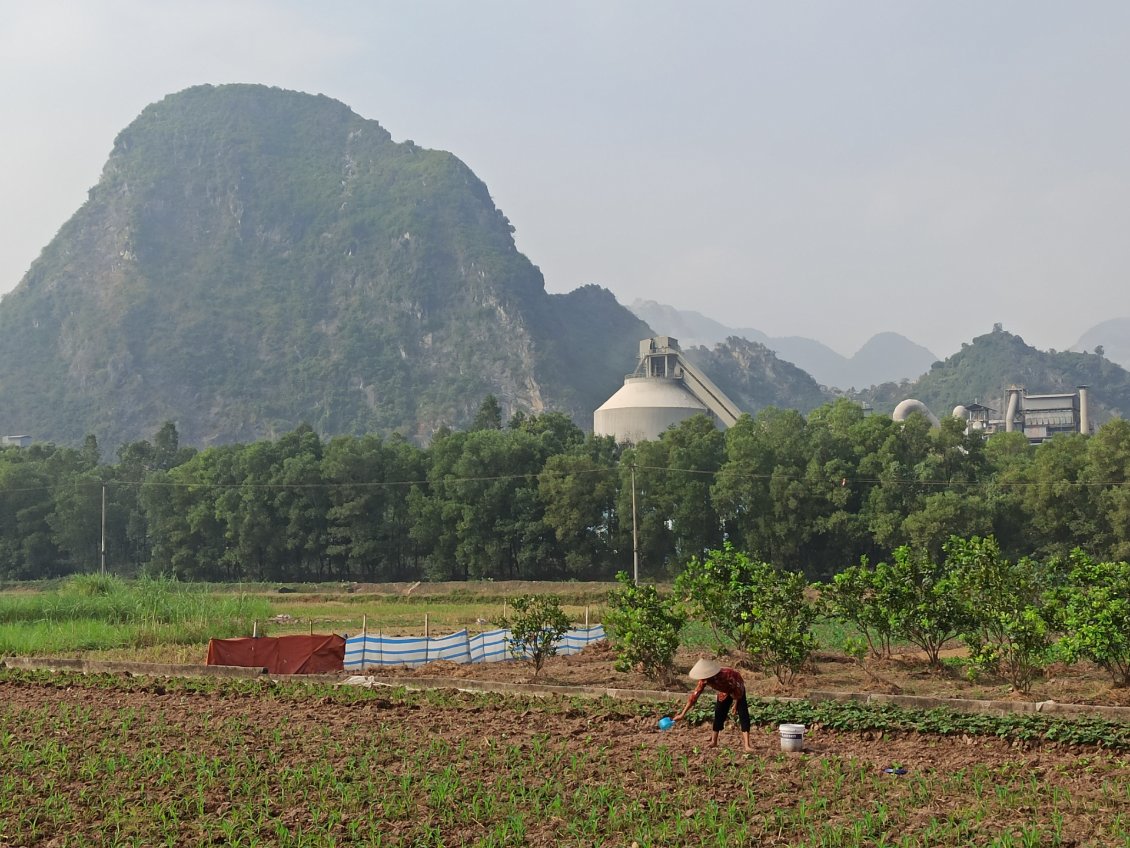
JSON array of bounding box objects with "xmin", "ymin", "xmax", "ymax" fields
[
  {"xmin": 585, "ymin": 606, "xmax": 590, "ymax": 628},
  {"xmin": 253, "ymin": 620, "xmax": 258, "ymax": 638},
  {"xmin": 361, "ymin": 614, "xmax": 368, "ymax": 672},
  {"xmin": 424, "ymin": 612, "xmax": 430, "ymax": 663}
]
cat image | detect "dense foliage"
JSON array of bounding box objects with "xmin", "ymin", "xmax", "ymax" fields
[
  {"xmin": 4, "ymin": 401, "xmax": 1130, "ymax": 584},
  {"xmin": 678, "ymin": 543, "xmax": 817, "ymax": 683},
  {"xmin": 603, "ymin": 571, "xmax": 686, "ymax": 682}
]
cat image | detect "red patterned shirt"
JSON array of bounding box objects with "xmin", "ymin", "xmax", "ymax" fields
[{"xmin": 687, "ymin": 667, "xmax": 746, "ymax": 706}]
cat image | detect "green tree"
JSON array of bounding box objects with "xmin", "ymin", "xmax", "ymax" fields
[
  {"xmin": 822, "ymin": 558, "xmax": 895, "ymax": 658},
  {"xmin": 471, "ymin": 395, "xmax": 503, "ymax": 431},
  {"xmin": 496, "ymin": 594, "xmax": 571, "ymax": 679},
  {"xmin": 946, "ymin": 535, "xmax": 1053, "ymax": 693},
  {"xmin": 676, "ymin": 542, "xmax": 818, "ymax": 683},
  {"xmin": 604, "ymin": 571, "xmax": 686, "ymax": 683},
  {"xmin": 538, "ymin": 435, "xmax": 620, "ymax": 579},
  {"xmin": 1084, "ymin": 419, "xmax": 1130, "ymax": 562},
  {"xmin": 1057, "ymin": 550, "xmax": 1130, "ymax": 686},
  {"xmin": 618, "ymin": 416, "xmax": 725, "ymax": 577},
  {"xmin": 876, "ymin": 545, "xmax": 971, "ymax": 667}
]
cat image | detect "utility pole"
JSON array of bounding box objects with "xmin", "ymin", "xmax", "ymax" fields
[
  {"xmin": 631, "ymin": 464, "xmax": 639, "ymax": 585},
  {"xmin": 100, "ymin": 484, "xmax": 106, "ymax": 576}
]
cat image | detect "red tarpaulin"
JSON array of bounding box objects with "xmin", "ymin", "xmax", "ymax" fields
[{"xmin": 206, "ymin": 634, "xmax": 345, "ymax": 674}]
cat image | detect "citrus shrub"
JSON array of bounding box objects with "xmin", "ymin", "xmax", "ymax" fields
[
  {"xmin": 496, "ymin": 593, "xmax": 571, "ymax": 679},
  {"xmin": 676, "ymin": 542, "xmax": 818, "ymax": 684},
  {"xmin": 604, "ymin": 571, "xmax": 686, "ymax": 683}
]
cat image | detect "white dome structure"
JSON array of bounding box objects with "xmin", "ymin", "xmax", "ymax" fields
[
  {"xmin": 593, "ymin": 337, "xmax": 742, "ymax": 444},
  {"xmin": 892, "ymin": 398, "xmax": 941, "ymax": 427},
  {"xmin": 594, "ymin": 377, "xmax": 708, "ymax": 443}
]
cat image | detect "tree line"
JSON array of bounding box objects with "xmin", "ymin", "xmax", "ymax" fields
[{"xmin": 2, "ymin": 397, "xmax": 1129, "ymax": 583}]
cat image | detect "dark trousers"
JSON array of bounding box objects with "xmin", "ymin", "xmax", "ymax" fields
[{"xmin": 713, "ymin": 695, "xmax": 751, "ymax": 732}]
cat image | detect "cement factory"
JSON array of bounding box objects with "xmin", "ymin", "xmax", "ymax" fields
[
  {"xmin": 594, "ymin": 337, "xmax": 741, "ymax": 443},
  {"xmin": 595, "ymin": 336, "xmax": 1095, "ymax": 446},
  {"xmin": 891, "ymin": 386, "xmax": 1092, "ymax": 443}
]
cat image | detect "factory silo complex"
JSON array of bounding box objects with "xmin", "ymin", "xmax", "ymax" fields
[{"xmin": 594, "ymin": 337, "xmax": 743, "ymax": 443}]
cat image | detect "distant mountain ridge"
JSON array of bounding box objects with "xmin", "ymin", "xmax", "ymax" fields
[
  {"xmin": 628, "ymin": 299, "xmax": 937, "ymax": 389},
  {"xmin": 1072, "ymin": 317, "xmax": 1130, "ymax": 371}
]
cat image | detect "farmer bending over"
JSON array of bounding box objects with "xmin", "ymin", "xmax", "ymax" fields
[{"xmin": 673, "ymin": 658, "xmax": 753, "ymax": 752}]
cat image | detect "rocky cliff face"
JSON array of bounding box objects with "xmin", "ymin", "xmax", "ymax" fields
[
  {"xmin": 684, "ymin": 337, "xmax": 832, "ymax": 415},
  {"xmin": 0, "ymin": 84, "xmax": 649, "ymax": 448}
]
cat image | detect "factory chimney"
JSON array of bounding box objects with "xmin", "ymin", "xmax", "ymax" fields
[{"xmin": 1078, "ymin": 386, "xmax": 1090, "ymax": 435}]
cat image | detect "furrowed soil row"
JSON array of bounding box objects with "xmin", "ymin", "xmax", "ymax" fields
[{"xmin": 2, "ymin": 674, "xmax": 1129, "ymax": 846}]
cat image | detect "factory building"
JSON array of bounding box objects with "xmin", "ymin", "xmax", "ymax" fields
[
  {"xmin": 594, "ymin": 337, "xmax": 742, "ymax": 444},
  {"xmin": 952, "ymin": 386, "xmax": 1092, "ymax": 443}
]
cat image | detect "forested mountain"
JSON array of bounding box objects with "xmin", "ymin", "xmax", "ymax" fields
[
  {"xmin": 857, "ymin": 326, "xmax": 1130, "ymax": 422},
  {"xmin": 0, "ymin": 84, "xmax": 653, "ymax": 449},
  {"xmin": 630, "ymin": 299, "xmax": 937, "ymax": 389},
  {"xmin": 683, "ymin": 337, "xmax": 832, "ymax": 415}
]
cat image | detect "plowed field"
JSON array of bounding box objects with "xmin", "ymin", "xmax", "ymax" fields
[{"xmin": 2, "ymin": 670, "xmax": 1128, "ymax": 847}]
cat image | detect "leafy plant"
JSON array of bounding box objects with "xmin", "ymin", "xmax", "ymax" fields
[
  {"xmin": 603, "ymin": 571, "xmax": 686, "ymax": 683},
  {"xmin": 875, "ymin": 545, "xmax": 971, "ymax": 667},
  {"xmin": 676, "ymin": 542, "xmax": 818, "ymax": 684},
  {"xmin": 946, "ymin": 535, "xmax": 1054, "ymax": 693},
  {"xmin": 495, "ymin": 593, "xmax": 571, "ymax": 679},
  {"xmin": 821, "ymin": 558, "xmax": 895, "ymax": 658},
  {"xmin": 1057, "ymin": 550, "xmax": 1130, "ymax": 686}
]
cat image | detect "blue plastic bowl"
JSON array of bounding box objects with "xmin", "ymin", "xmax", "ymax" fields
[{"xmin": 658, "ymin": 717, "xmax": 674, "ymax": 730}]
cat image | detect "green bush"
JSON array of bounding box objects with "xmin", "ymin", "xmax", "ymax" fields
[
  {"xmin": 604, "ymin": 571, "xmax": 686, "ymax": 683},
  {"xmin": 821, "ymin": 559, "xmax": 895, "ymax": 658},
  {"xmin": 874, "ymin": 545, "xmax": 970, "ymax": 668},
  {"xmin": 946, "ymin": 535, "xmax": 1053, "ymax": 693},
  {"xmin": 676, "ymin": 542, "xmax": 818, "ymax": 684},
  {"xmin": 496, "ymin": 594, "xmax": 571, "ymax": 679},
  {"xmin": 1057, "ymin": 551, "xmax": 1130, "ymax": 686}
]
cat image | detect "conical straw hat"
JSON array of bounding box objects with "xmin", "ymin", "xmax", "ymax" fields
[{"xmin": 688, "ymin": 658, "xmax": 722, "ymax": 680}]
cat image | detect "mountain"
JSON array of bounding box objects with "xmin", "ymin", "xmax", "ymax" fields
[
  {"xmin": 856, "ymin": 326, "xmax": 1130, "ymax": 422},
  {"xmin": 628, "ymin": 299, "xmax": 936, "ymax": 389},
  {"xmin": 1072, "ymin": 318, "xmax": 1130, "ymax": 371},
  {"xmin": 683, "ymin": 338, "xmax": 832, "ymax": 415},
  {"xmin": 0, "ymin": 84, "xmax": 653, "ymax": 448}
]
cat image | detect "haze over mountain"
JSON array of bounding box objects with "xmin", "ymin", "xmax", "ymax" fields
[
  {"xmin": 0, "ymin": 84, "xmax": 838, "ymax": 451},
  {"xmin": 629, "ymin": 299, "xmax": 937, "ymax": 390},
  {"xmin": 1072, "ymin": 318, "xmax": 1130, "ymax": 371},
  {"xmin": 682, "ymin": 338, "xmax": 832, "ymax": 416}
]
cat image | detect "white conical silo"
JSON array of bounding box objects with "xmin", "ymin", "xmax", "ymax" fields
[{"xmin": 594, "ymin": 376, "xmax": 710, "ymax": 443}]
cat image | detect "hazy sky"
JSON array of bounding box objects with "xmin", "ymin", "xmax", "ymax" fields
[{"xmin": 3, "ymin": 2, "xmax": 1129, "ymax": 358}]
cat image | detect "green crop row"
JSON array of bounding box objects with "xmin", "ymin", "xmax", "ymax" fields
[{"xmin": 5, "ymin": 667, "xmax": 1130, "ymax": 750}]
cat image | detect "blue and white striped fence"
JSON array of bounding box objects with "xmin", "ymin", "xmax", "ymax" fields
[{"xmin": 344, "ymin": 625, "xmax": 606, "ymax": 671}]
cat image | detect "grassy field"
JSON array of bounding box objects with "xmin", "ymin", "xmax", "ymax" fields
[
  {"xmin": 0, "ymin": 577, "xmax": 612, "ymax": 662},
  {"xmin": 0, "ymin": 576, "xmax": 870, "ymax": 664},
  {"xmin": 0, "ymin": 575, "xmax": 270, "ymax": 657}
]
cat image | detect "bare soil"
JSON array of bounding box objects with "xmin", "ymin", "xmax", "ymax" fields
[
  {"xmin": 3, "ymin": 673, "xmax": 1127, "ymax": 846},
  {"xmin": 362, "ymin": 641, "xmax": 1130, "ymax": 709}
]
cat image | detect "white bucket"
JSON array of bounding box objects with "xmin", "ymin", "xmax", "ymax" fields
[{"xmin": 779, "ymin": 723, "xmax": 805, "ymax": 752}]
